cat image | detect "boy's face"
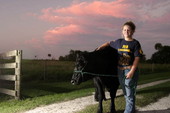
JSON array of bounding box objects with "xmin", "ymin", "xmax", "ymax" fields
[{"xmin": 122, "ymin": 25, "xmax": 134, "ymax": 38}]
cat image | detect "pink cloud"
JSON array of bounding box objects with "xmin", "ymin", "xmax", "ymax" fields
[
  {"xmin": 39, "ymin": 0, "xmax": 170, "ymax": 22},
  {"xmin": 36, "ymin": 0, "xmax": 170, "ymax": 48},
  {"xmin": 40, "ymin": 1, "xmax": 136, "ymax": 22},
  {"xmin": 39, "ymin": 8, "xmax": 75, "ymax": 24},
  {"xmin": 44, "ymin": 24, "xmax": 87, "ymax": 44}
]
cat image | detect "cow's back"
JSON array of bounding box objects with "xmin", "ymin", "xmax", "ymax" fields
[{"xmin": 85, "ymin": 46, "xmax": 118, "ymax": 76}]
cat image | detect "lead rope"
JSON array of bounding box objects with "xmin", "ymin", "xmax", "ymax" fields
[{"xmin": 74, "ymin": 70, "xmax": 117, "ymax": 77}]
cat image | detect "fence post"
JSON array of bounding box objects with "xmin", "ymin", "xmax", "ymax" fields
[{"xmin": 15, "ymin": 50, "xmax": 22, "ymax": 100}]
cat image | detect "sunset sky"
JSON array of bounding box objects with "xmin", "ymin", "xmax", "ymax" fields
[{"xmin": 0, "ymin": 0, "xmax": 170, "ymax": 59}]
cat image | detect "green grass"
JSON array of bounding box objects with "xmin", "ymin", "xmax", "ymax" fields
[
  {"xmin": 21, "ymin": 81, "xmax": 94, "ymax": 98},
  {"xmin": 21, "ymin": 60, "xmax": 75, "ymax": 82},
  {"xmin": 0, "ymin": 81, "xmax": 95, "ymax": 113},
  {"xmin": 77, "ymin": 81, "xmax": 170, "ymax": 113},
  {"xmin": 138, "ymin": 71, "xmax": 170, "ymax": 84},
  {"xmin": 0, "ymin": 60, "xmax": 170, "ymax": 113},
  {"xmin": 0, "ymin": 89, "xmax": 95, "ymax": 113},
  {"xmin": 138, "ymin": 63, "xmax": 170, "ymax": 74},
  {"xmin": 21, "ymin": 60, "xmax": 170, "ymax": 82}
]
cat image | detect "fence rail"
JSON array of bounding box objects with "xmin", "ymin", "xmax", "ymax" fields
[
  {"xmin": 0, "ymin": 63, "xmax": 17, "ymax": 69},
  {"xmin": 0, "ymin": 50, "xmax": 22, "ymax": 100}
]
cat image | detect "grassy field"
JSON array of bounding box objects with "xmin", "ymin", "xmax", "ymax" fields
[
  {"xmin": 21, "ymin": 60, "xmax": 170, "ymax": 82},
  {"xmin": 0, "ymin": 60, "xmax": 170, "ymax": 113},
  {"xmin": 21, "ymin": 60, "xmax": 75, "ymax": 82}
]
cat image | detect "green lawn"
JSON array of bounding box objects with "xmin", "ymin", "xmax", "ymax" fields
[
  {"xmin": 0, "ymin": 81, "xmax": 95, "ymax": 113},
  {"xmin": 0, "ymin": 60, "xmax": 170, "ymax": 113}
]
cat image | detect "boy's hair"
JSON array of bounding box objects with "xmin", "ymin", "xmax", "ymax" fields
[{"xmin": 123, "ymin": 21, "xmax": 136, "ymax": 32}]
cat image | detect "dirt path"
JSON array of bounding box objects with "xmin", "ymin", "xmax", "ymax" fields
[
  {"xmin": 24, "ymin": 79, "xmax": 170, "ymax": 113},
  {"xmin": 137, "ymin": 94, "xmax": 170, "ymax": 113}
]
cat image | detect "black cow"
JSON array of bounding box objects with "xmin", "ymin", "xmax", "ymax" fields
[{"xmin": 71, "ymin": 46, "xmax": 119, "ymax": 113}]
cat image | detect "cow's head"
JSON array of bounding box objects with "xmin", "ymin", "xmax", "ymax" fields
[{"xmin": 71, "ymin": 53, "xmax": 89, "ymax": 85}]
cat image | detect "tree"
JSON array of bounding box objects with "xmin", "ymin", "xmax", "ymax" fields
[
  {"xmin": 154, "ymin": 43, "xmax": 162, "ymax": 51},
  {"xmin": 48, "ymin": 54, "xmax": 51, "ymax": 59},
  {"xmin": 151, "ymin": 43, "xmax": 170, "ymax": 63},
  {"xmin": 34, "ymin": 55, "xmax": 37, "ymax": 59},
  {"xmin": 59, "ymin": 56, "xmax": 65, "ymax": 61},
  {"xmin": 58, "ymin": 50, "xmax": 88, "ymax": 61},
  {"xmin": 140, "ymin": 54, "xmax": 146, "ymax": 62}
]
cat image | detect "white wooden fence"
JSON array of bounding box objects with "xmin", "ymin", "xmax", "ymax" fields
[{"xmin": 0, "ymin": 50, "xmax": 22, "ymax": 100}]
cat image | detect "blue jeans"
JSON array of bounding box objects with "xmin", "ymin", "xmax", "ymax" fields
[{"xmin": 118, "ymin": 68, "xmax": 139, "ymax": 113}]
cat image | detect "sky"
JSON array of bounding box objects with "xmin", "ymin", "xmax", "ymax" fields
[{"xmin": 0, "ymin": 0, "xmax": 170, "ymax": 59}]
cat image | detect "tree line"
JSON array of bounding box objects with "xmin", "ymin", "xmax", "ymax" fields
[
  {"xmin": 58, "ymin": 43, "xmax": 170, "ymax": 64},
  {"xmin": 150, "ymin": 43, "xmax": 170, "ymax": 63},
  {"xmin": 59, "ymin": 50, "xmax": 88, "ymax": 61}
]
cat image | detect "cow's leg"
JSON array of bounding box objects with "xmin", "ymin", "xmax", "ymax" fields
[
  {"xmin": 93, "ymin": 78, "xmax": 99, "ymax": 101},
  {"xmin": 109, "ymin": 79, "xmax": 119, "ymax": 113},
  {"xmin": 94, "ymin": 79, "xmax": 106, "ymax": 102},
  {"xmin": 109, "ymin": 90, "xmax": 116, "ymax": 113},
  {"xmin": 98, "ymin": 99, "xmax": 103, "ymax": 113},
  {"xmin": 97, "ymin": 86, "xmax": 103, "ymax": 113},
  {"xmin": 94, "ymin": 77, "xmax": 104, "ymax": 113},
  {"xmin": 94, "ymin": 87, "xmax": 99, "ymax": 101},
  {"xmin": 102, "ymin": 85, "xmax": 107, "ymax": 101}
]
